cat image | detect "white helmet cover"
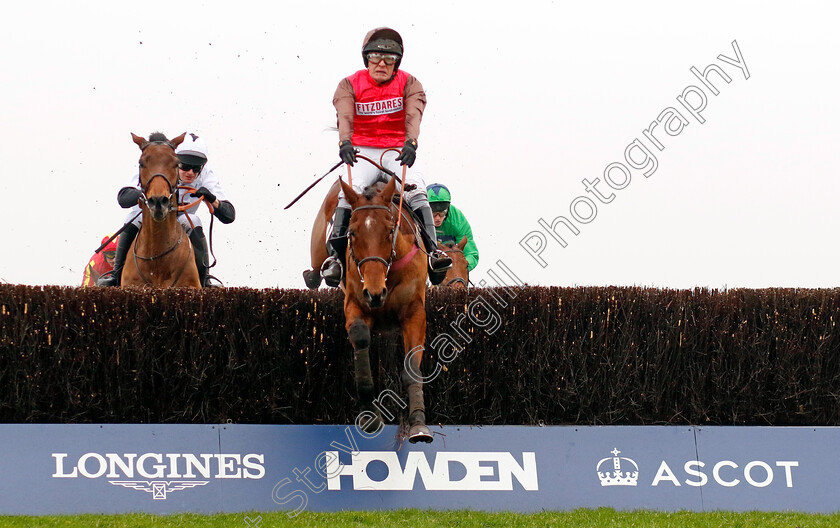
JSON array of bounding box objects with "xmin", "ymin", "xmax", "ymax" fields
[{"xmin": 176, "ymin": 133, "xmax": 208, "ymax": 165}]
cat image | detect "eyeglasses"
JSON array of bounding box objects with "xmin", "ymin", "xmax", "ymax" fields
[
  {"xmin": 366, "ymin": 52, "xmax": 399, "ymax": 65},
  {"xmin": 179, "ymin": 163, "xmax": 203, "ymax": 173}
]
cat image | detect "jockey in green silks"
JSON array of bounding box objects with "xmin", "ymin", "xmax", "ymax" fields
[{"xmin": 427, "ymin": 183, "xmax": 479, "ymax": 271}]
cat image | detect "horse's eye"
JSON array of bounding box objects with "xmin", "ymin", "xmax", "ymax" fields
[{"xmin": 347, "ymin": 230, "xmax": 355, "ymax": 238}]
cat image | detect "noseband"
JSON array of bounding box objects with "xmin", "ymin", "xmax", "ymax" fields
[
  {"xmin": 348, "ymin": 204, "xmax": 398, "ymax": 284},
  {"xmin": 138, "ymin": 173, "xmax": 177, "ymax": 212},
  {"xmin": 441, "ymin": 246, "xmax": 469, "ymax": 288}
]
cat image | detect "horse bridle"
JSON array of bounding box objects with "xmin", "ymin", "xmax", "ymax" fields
[
  {"xmin": 441, "ymin": 245, "xmax": 469, "ymax": 288},
  {"xmin": 133, "ymin": 140, "xmax": 187, "ymax": 273},
  {"xmin": 347, "ymin": 204, "xmax": 399, "ymax": 284},
  {"xmin": 137, "ymin": 139, "xmax": 179, "ymax": 214},
  {"xmin": 137, "ymin": 173, "xmax": 178, "ymax": 213}
]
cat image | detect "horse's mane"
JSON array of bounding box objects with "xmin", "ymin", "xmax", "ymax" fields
[
  {"xmin": 148, "ymin": 131, "xmax": 168, "ymax": 143},
  {"xmin": 361, "ymin": 185, "xmax": 382, "ymax": 201},
  {"xmin": 361, "ymin": 174, "xmax": 391, "ymax": 200}
]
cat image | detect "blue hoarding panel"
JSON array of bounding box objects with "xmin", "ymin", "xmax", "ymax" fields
[
  {"xmin": 694, "ymin": 427, "xmax": 840, "ymax": 512},
  {"xmin": 0, "ymin": 424, "xmax": 835, "ymax": 515}
]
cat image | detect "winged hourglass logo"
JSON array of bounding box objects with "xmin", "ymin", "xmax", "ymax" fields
[{"xmin": 110, "ymin": 480, "xmax": 210, "ymax": 500}]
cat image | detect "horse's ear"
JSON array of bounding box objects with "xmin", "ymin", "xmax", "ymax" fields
[
  {"xmin": 339, "ymin": 178, "xmax": 359, "ymax": 206},
  {"xmin": 458, "ymin": 236, "xmax": 468, "ymax": 250},
  {"xmin": 381, "ymin": 176, "xmax": 397, "ymax": 204},
  {"xmin": 171, "ymin": 132, "xmax": 187, "ymax": 148},
  {"xmin": 131, "ymin": 133, "xmax": 146, "ymax": 149}
]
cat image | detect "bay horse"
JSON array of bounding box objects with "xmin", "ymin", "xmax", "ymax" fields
[
  {"xmin": 121, "ymin": 132, "xmax": 202, "ymax": 288},
  {"xmin": 438, "ymin": 236, "xmax": 470, "ymax": 289},
  {"xmin": 340, "ymin": 175, "xmax": 434, "ymax": 443}
]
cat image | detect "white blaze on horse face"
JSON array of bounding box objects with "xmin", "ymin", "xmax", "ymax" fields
[{"xmin": 365, "ymin": 217, "xmax": 375, "ymax": 230}]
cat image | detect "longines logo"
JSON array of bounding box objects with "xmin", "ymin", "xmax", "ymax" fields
[
  {"xmin": 52, "ymin": 452, "xmax": 266, "ymax": 500},
  {"xmin": 110, "ymin": 480, "xmax": 209, "ymax": 500},
  {"xmin": 595, "ymin": 447, "xmax": 800, "ymax": 489}
]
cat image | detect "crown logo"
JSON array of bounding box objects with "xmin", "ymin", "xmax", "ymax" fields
[{"xmin": 596, "ymin": 448, "xmax": 639, "ymax": 486}]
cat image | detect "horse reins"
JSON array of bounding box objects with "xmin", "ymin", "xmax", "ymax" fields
[
  {"xmin": 177, "ymin": 185, "xmax": 218, "ymax": 269},
  {"xmin": 345, "ymin": 151, "xmax": 411, "ymax": 284}
]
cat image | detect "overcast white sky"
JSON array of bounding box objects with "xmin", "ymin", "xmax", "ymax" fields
[{"xmin": 1, "ymin": 1, "xmax": 837, "ymax": 290}]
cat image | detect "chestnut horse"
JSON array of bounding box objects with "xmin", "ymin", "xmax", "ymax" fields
[
  {"xmin": 121, "ymin": 132, "xmax": 202, "ymax": 288},
  {"xmin": 340, "ymin": 176, "xmax": 433, "ymax": 443},
  {"xmin": 437, "ymin": 236, "xmax": 470, "ymax": 289}
]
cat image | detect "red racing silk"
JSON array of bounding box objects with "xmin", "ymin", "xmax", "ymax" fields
[{"xmin": 348, "ymin": 69, "xmax": 409, "ymax": 148}]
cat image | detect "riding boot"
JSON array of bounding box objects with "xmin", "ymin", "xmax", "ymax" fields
[
  {"xmin": 189, "ymin": 227, "xmax": 210, "ymax": 287},
  {"xmin": 321, "ymin": 207, "xmax": 351, "ymax": 288},
  {"xmin": 415, "ymin": 205, "xmax": 452, "ymax": 271},
  {"xmin": 96, "ymin": 223, "xmax": 138, "ymax": 287}
]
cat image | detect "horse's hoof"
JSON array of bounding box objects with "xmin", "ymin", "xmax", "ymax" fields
[
  {"xmin": 302, "ymin": 269, "xmax": 322, "ymax": 289},
  {"xmin": 205, "ymin": 275, "xmax": 224, "ymax": 288},
  {"xmin": 408, "ymin": 424, "xmax": 433, "ymax": 444}
]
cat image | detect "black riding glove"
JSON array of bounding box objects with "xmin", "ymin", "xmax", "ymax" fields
[
  {"xmin": 339, "ymin": 140, "xmax": 357, "ymax": 166},
  {"xmin": 190, "ymin": 187, "xmax": 217, "ymax": 204},
  {"xmin": 396, "ymin": 139, "xmax": 418, "ymax": 167},
  {"xmin": 118, "ymin": 187, "xmax": 143, "ymax": 208}
]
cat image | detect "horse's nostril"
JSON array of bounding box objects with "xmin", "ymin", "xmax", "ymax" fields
[
  {"xmin": 363, "ymin": 288, "xmax": 387, "ymax": 308},
  {"xmin": 147, "ymin": 196, "xmax": 170, "ymax": 210}
]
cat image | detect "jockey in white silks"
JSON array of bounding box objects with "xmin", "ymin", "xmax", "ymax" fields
[{"xmin": 97, "ymin": 133, "xmax": 236, "ymax": 287}]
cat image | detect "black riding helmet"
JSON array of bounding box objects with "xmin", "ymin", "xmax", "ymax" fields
[{"xmin": 362, "ymin": 27, "xmax": 404, "ymax": 73}]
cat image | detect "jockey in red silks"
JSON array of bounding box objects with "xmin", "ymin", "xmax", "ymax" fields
[
  {"xmin": 81, "ymin": 235, "xmax": 118, "ymax": 287},
  {"xmin": 320, "ymin": 27, "xmax": 452, "ymax": 287}
]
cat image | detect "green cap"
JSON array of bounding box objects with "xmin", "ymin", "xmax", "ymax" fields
[{"xmin": 426, "ymin": 183, "xmax": 451, "ymax": 203}]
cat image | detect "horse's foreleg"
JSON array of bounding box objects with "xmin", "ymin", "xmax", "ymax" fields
[
  {"xmin": 347, "ymin": 317, "xmax": 382, "ymax": 434},
  {"xmin": 401, "ymin": 310, "xmax": 432, "ymax": 443}
]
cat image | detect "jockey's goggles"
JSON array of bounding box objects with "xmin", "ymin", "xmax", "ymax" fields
[
  {"xmin": 103, "ymin": 251, "xmax": 116, "ymax": 259},
  {"xmin": 179, "ymin": 162, "xmax": 204, "ymax": 173},
  {"xmin": 366, "ymin": 52, "xmax": 399, "ymax": 65}
]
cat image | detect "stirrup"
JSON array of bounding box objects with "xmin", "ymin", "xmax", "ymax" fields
[
  {"xmin": 320, "ymin": 257, "xmax": 344, "ymax": 287},
  {"xmin": 428, "ymin": 250, "xmax": 452, "ymax": 271}
]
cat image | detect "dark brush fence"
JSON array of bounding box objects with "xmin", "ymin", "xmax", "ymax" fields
[{"xmin": 1, "ymin": 284, "xmax": 839, "ymax": 426}]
